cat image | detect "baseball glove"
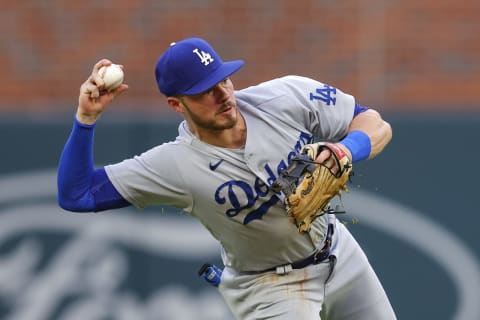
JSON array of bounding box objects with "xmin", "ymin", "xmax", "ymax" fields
[{"xmin": 271, "ymin": 142, "xmax": 353, "ymax": 232}]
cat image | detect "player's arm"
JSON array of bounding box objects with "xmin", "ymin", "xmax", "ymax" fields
[
  {"xmin": 57, "ymin": 59, "xmax": 130, "ymax": 212},
  {"xmin": 315, "ymin": 104, "xmax": 392, "ymax": 166},
  {"xmin": 342, "ymin": 106, "xmax": 392, "ymax": 160}
]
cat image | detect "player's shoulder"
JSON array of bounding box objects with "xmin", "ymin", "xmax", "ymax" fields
[
  {"xmin": 235, "ymin": 75, "xmax": 325, "ymax": 107},
  {"xmin": 136, "ymin": 123, "xmax": 194, "ymax": 158},
  {"xmin": 274, "ymin": 75, "xmax": 325, "ymax": 85},
  {"xmin": 139, "ymin": 121, "xmax": 217, "ymax": 160},
  {"xmin": 238, "ymin": 75, "xmax": 325, "ymax": 97},
  {"xmin": 243, "ymin": 75, "xmax": 322, "ymax": 90}
]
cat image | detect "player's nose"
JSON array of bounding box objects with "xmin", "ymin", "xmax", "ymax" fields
[{"xmin": 213, "ymin": 84, "xmax": 230, "ymax": 102}]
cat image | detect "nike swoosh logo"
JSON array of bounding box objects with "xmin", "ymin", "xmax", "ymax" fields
[{"xmin": 209, "ymin": 159, "xmax": 224, "ymax": 171}]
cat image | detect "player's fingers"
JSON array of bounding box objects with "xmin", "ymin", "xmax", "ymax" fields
[
  {"xmin": 100, "ymin": 84, "xmax": 128, "ymax": 104},
  {"xmin": 83, "ymin": 82, "xmax": 100, "ymax": 99},
  {"xmin": 90, "ymin": 59, "xmax": 112, "ymax": 88},
  {"xmin": 316, "ymin": 148, "xmax": 331, "ymax": 164},
  {"xmin": 99, "ymin": 91, "xmax": 116, "ymax": 104},
  {"xmin": 112, "ymin": 83, "xmax": 129, "ymax": 97},
  {"xmin": 316, "ymin": 149, "xmax": 336, "ymax": 169},
  {"xmin": 319, "ymin": 154, "xmax": 339, "ymax": 175},
  {"xmin": 322, "ymin": 157, "xmax": 334, "ymax": 168},
  {"xmin": 329, "ymin": 160, "xmax": 340, "ymax": 175},
  {"xmin": 93, "ymin": 59, "xmax": 112, "ymax": 71}
]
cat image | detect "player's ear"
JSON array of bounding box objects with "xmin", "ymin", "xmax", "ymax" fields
[{"xmin": 166, "ymin": 97, "xmax": 184, "ymax": 113}]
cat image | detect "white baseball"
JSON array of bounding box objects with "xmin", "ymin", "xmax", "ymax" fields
[{"xmin": 98, "ymin": 64, "xmax": 124, "ymax": 91}]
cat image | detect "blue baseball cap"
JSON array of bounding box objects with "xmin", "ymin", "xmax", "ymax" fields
[{"xmin": 155, "ymin": 37, "xmax": 244, "ymax": 96}]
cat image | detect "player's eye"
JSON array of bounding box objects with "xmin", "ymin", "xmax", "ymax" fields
[
  {"xmin": 199, "ymin": 78, "xmax": 229, "ymax": 96},
  {"xmin": 200, "ymin": 87, "xmax": 214, "ymax": 96}
]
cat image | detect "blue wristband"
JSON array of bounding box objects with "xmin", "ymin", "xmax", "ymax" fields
[{"xmin": 340, "ymin": 130, "xmax": 371, "ymax": 163}]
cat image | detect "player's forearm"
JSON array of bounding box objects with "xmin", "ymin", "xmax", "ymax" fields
[
  {"xmin": 349, "ymin": 109, "xmax": 392, "ymax": 158},
  {"xmin": 339, "ymin": 109, "xmax": 392, "ymax": 162},
  {"xmin": 57, "ymin": 117, "xmax": 97, "ymax": 211},
  {"xmin": 57, "ymin": 117, "xmax": 131, "ymax": 212}
]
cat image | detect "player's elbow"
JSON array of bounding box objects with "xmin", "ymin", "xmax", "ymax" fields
[
  {"xmin": 384, "ymin": 120, "xmax": 393, "ymax": 144},
  {"xmin": 57, "ymin": 193, "xmax": 95, "ymax": 213},
  {"xmin": 370, "ymin": 117, "xmax": 393, "ymax": 157},
  {"xmin": 378, "ymin": 114, "xmax": 393, "ymax": 147}
]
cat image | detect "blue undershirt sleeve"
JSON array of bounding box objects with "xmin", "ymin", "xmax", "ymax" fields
[
  {"xmin": 57, "ymin": 117, "xmax": 130, "ymax": 212},
  {"xmin": 353, "ymin": 103, "xmax": 369, "ymax": 116}
]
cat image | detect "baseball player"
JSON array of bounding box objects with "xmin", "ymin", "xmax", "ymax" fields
[{"xmin": 57, "ymin": 37, "xmax": 396, "ymax": 319}]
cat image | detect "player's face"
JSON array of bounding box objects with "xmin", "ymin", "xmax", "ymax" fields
[{"xmin": 176, "ymin": 78, "xmax": 238, "ymax": 131}]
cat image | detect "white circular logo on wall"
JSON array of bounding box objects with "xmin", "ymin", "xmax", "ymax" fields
[
  {"xmin": 0, "ymin": 170, "xmax": 478, "ymax": 320},
  {"xmin": 0, "ymin": 170, "xmax": 233, "ymax": 320}
]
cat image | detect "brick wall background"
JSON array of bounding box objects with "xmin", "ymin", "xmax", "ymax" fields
[{"xmin": 1, "ymin": 0, "xmax": 479, "ymax": 116}]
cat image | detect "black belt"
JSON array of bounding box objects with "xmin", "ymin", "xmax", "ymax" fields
[{"xmin": 244, "ymin": 223, "xmax": 335, "ymax": 275}]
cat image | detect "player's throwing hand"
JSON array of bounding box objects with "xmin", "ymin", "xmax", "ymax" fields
[{"xmin": 77, "ymin": 59, "xmax": 128, "ymax": 124}]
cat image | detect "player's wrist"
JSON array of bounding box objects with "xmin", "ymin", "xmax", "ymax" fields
[
  {"xmin": 75, "ymin": 109, "xmax": 100, "ymax": 126},
  {"xmin": 339, "ymin": 130, "xmax": 371, "ymax": 163},
  {"xmin": 333, "ymin": 143, "xmax": 352, "ymax": 163},
  {"xmin": 74, "ymin": 113, "xmax": 97, "ymax": 128}
]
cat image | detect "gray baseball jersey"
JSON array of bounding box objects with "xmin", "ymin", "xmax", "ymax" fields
[{"xmin": 105, "ymin": 75, "xmax": 355, "ymax": 272}]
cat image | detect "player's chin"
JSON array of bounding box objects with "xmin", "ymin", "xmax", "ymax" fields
[{"xmin": 214, "ymin": 111, "xmax": 237, "ymax": 129}]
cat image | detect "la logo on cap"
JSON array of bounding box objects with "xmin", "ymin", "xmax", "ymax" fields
[
  {"xmin": 193, "ymin": 48, "xmax": 214, "ymax": 66},
  {"xmin": 155, "ymin": 37, "xmax": 244, "ymax": 96}
]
